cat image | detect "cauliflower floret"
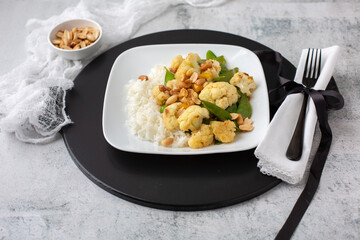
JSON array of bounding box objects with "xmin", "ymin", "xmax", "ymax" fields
[
  {"xmin": 177, "ymin": 105, "xmax": 209, "ymax": 131},
  {"xmin": 188, "ymin": 124, "xmax": 214, "ymax": 149},
  {"xmin": 230, "ymin": 72, "xmax": 257, "ymax": 97},
  {"xmin": 175, "ymin": 53, "xmax": 201, "ymax": 81},
  {"xmin": 170, "ymin": 55, "xmax": 184, "ymax": 72},
  {"xmin": 152, "ymin": 85, "xmax": 170, "ymax": 106},
  {"xmin": 199, "ymin": 82, "xmax": 239, "ymax": 109},
  {"xmin": 210, "ymin": 120, "xmax": 236, "ymax": 143},
  {"xmin": 163, "ymin": 102, "xmax": 182, "ymax": 130},
  {"xmin": 199, "ymin": 59, "xmax": 221, "ymax": 81}
]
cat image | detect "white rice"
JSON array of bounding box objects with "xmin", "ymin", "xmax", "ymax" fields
[{"xmin": 125, "ymin": 64, "xmax": 190, "ymax": 147}]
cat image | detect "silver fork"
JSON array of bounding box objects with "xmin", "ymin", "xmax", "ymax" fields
[{"xmin": 286, "ymin": 48, "xmax": 322, "ymax": 160}]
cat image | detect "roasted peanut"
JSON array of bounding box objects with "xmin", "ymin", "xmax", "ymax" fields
[
  {"xmin": 52, "ymin": 26, "xmax": 100, "ymax": 50},
  {"xmin": 237, "ymin": 114, "xmax": 244, "ymax": 125},
  {"xmin": 170, "ymin": 88, "xmax": 181, "ymax": 95},
  {"xmin": 186, "ymin": 68, "xmax": 194, "ymax": 77},
  {"xmin": 138, "ymin": 75, "xmax": 149, "ymax": 81},
  {"xmin": 189, "ymin": 72, "xmax": 199, "ymax": 83},
  {"xmin": 78, "ymin": 34, "xmax": 87, "ymax": 39},
  {"xmin": 178, "ymin": 80, "xmax": 191, "ymax": 89},
  {"xmin": 230, "ymin": 113, "xmax": 240, "ymax": 120},
  {"xmin": 192, "ymin": 83, "xmax": 203, "ymax": 93},
  {"xmin": 80, "ymin": 41, "xmax": 86, "ymax": 48},
  {"xmin": 169, "ymin": 67, "xmax": 176, "ymax": 73},
  {"xmin": 52, "ymin": 39, "xmax": 61, "ymax": 45},
  {"xmin": 166, "ymin": 80, "xmax": 177, "ymax": 89},
  {"xmin": 230, "ymin": 113, "xmax": 244, "ymax": 125},
  {"xmin": 166, "ymin": 95, "xmax": 178, "ymax": 106},
  {"xmin": 239, "ymin": 118, "xmax": 253, "ymax": 131},
  {"xmin": 161, "ymin": 137, "xmax": 174, "ymax": 147},
  {"xmin": 200, "ymin": 61, "xmax": 212, "ymax": 71},
  {"xmin": 175, "ymin": 108, "xmax": 185, "ymax": 118},
  {"xmin": 159, "ymin": 85, "xmax": 170, "ymax": 92},
  {"xmin": 56, "ymin": 31, "xmax": 64, "ymax": 38},
  {"xmin": 195, "ymin": 78, "xmax": 206, "ymax": 85},
  {"xmin": 179, "ymin": 88, "xmax": 188, "ymax": 98}
]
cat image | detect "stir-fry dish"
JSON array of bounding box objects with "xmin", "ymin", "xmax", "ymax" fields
[
  {"xmin": 154, "ymin": 50, "xmax": 256, "ymax": 148},
  {"xmin": 130, "ymin": 50, "xmax": 257, "ymax": 149}
]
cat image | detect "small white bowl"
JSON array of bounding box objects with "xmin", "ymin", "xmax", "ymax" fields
[{"xmin": 48, "ymin": 19, "xmax": 102, "ymax": 60}]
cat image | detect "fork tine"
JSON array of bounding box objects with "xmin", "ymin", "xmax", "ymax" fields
[
  {"xmin": 303, "ymin": 48, "xmax": 311, "ymax": 78},
  {"xmin": 308, "ymin": 48, "xmax": 315, "ymax": 78},
  {"xmin": 310, "ymin": 49, "xmax": 318, "ymax": 79},
  {"xmin": 316, "ymin": 49, "xmax": 322, "ymax": 78}
]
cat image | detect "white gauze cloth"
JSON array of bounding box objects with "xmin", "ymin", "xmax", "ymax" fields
[
  {"xmin": 0, "ymin": 0, "xmax": 227, "ymax": 144},
  {"xmin": 254, "ymin": 46, "xmax": 340, "ymax": 184}
]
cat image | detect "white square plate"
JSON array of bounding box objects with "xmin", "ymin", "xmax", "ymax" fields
[{"xmin": 102, "ymin": 44, "xmax": 269, "ymax": 155}]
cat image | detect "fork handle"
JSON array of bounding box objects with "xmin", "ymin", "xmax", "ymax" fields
[{"xmin": 286, "ymin": 94, "xmax": 309, "ymax": 160}]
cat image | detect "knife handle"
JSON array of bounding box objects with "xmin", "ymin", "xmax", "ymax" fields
[{"xmin": 286, "ymin": 95, "xmax": 308, "ymax": 160}]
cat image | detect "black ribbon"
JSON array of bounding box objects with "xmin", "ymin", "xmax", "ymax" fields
[{"xmin": 254, "ymin": 50, "xmax": 344, "ymax": 240}]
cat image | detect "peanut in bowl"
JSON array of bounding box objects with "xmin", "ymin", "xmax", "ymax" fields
[{"xmin": 48, "ymin": 19, "xmax": 102, "ymax": 60}]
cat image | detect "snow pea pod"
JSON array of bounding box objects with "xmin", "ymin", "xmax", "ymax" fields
[
  {"xmin": 213, "ymin": 67, "xmax": 238, "ymax": 82},
  {"xmin": 236, "ymin": 93, "xmax": 252, "ymax": 119},
  {"xmin": 226, "ymin": 103, "xmax": 238, "ymax": 113},
  {"xmin": 202, "ymin": 100, "xmax": 232, "ymax": 121},
  {"xmin": 206, "ymin": 50, "xmax": 226, "ymax": 64}
]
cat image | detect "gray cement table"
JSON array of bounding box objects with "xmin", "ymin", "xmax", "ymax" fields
[{"xmin": 0, "ymin": 1, "xmax": 359, "ymax": 239}]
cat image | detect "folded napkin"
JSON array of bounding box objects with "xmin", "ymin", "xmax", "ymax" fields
[
  {"xmin": 0, "ymin": 0, "xmax": 227, "ymax": 143},
  {"xmin": 255, "ymin": 46, "xmax": 340, "ymax": 184}
]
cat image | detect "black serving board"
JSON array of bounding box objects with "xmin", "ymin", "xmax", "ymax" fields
[{"xmin": 62, "ymin": 30, "xmax": 296, "ymax": 211}]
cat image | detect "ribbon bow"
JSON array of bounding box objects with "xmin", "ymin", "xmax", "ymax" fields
[{"xmin": 254, "ymin": 50, "xmax": 344, "ymax": 239}]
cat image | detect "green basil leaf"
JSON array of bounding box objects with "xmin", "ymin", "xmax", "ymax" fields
[
  {"xmin": 216, "ymin": 55, "xmax": 226, "ymax": 64},
  {"xmin": 206, "ymin": 50, "xmax": 217, "ymax": 60},
  {"xmin": 164, "ymin": 67, "xmax": 175, "ymax": 85}
]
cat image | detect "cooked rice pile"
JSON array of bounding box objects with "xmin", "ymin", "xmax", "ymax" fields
[{"xmin": 125, "ymin": 64, "xmax": 190, "ymax": 147}]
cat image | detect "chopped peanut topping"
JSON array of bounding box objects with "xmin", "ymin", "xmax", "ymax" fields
[
  {"xmin": 239, "ymin": 118, "xmax": 254, "ymax": 131},
  {"xmin": 166, "ymin": 95, "xmax": 178, "ymax": 106},
  {"xmin": 200, "ymin": 61, "xmax": 212, "ymax": 71},
  {"xmin": 138, "ymin": 75, "xmax": 148, "ymax": 81},
  {"xmin": 161, "ymin": 138, "xmax": 174, "ymax": 147}
]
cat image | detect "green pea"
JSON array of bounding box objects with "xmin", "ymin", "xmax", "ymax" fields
[{"xmin": 160, "ymin": 105, "xmax": 166, "ymax": 113}]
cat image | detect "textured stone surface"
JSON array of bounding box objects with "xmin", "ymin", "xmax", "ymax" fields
[{"xmin": 0, "ymin": 1, "xmax": 359, "ymax": 239}]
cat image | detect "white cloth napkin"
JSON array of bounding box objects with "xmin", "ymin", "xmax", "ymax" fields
[
  {"xmin": 0, "ymin": 0, "xmax": 227, "ymax": 143},
  {"xmin": 254, "ymin": 46, "xmax": 340, "ymax": 184}
]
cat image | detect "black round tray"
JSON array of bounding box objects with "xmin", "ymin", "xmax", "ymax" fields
[{"xmin": 62, "ymin": 30, "xmax": 296, "ymax": 211}]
